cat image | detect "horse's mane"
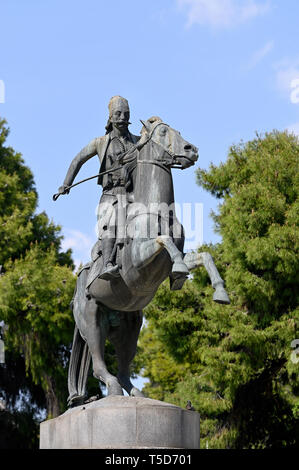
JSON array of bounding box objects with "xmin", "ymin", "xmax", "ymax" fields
[
  {"xmin": 121, "ymin": 116, "xmax": 164, "ymax": 187},
  {"xmin": 141, "ymin": 116, "xmax": 163, "ymax": 135}
]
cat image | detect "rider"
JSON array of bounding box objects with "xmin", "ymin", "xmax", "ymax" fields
[{"xmin": 58, "ymin": 96, "xmax": 140, "ymax": 280}]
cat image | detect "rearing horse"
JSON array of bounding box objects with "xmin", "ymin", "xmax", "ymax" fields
[{"xmin": 67, "ymin": 117, "xmax": 230, "ymax": 406}]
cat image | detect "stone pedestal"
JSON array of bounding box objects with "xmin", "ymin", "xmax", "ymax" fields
[{"xmin": 40, "ymin": 396, "xmax": 200, "ymax": 449}]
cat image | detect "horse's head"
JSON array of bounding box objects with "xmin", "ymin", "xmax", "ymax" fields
[{"xmin": 140, "ymin": 116, "xmax": 198, "ymax": 169}]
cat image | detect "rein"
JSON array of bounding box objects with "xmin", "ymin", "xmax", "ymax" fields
[{"xmin": 53, "ymin": 121, "xmax": 193, "ymax": 201}]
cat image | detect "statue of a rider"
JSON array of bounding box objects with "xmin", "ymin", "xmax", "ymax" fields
[{"xmin": 57, "ymin": 96, "xmax": 140, "ymax": 280}]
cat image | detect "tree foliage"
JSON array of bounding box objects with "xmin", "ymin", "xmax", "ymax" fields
[
  {"xmin": 0, "ymin": 244, "xmax": 75, "ymax": 417},
  {"xmin": 137, "ymin": 131, "xmax": 299, "ymax": 448},
  {"xmin": 0, "ymin": 118, "xmax": 77, "ymax": 446}
]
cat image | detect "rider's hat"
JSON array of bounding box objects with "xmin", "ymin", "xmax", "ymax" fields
[{"xmin": 108, "ymin": 96, "xmax": 130, "ymax": 117}]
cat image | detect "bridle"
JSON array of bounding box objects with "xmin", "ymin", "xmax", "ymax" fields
[
  {"xmin": 106, "ymin": 121, "xmax": 195, "ymax": 169},
  {"xmin": 53, "ymin": 121, "xmax": 195, "ymax": 200},
  {"xmin": 135, "ymin": 121, "xmax": 195, "ymax": 171}
]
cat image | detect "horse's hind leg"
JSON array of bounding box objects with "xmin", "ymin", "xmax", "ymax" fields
[
  {"xmin": 109, "ymin": 311, "xmax": 144, "ymax": 397},
  {"xmin": 84, "ymin": 299, "xmax": 123, "ymax": 396},
  {"xmin": 184, "ymin": 251, "xmax": 230, "ymax": 304}
]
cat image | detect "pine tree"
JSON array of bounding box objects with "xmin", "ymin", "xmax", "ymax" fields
[
  {"xmin": 0, "ymin": 244, "xmax": 75, "ymax": 417},
  {"xmin": 137, "ymin": 131, "xmax": 299, "ymax": 448},
  {"xmin": 0, "ymin": 118, "xmax": 76, "ymax": 446}
]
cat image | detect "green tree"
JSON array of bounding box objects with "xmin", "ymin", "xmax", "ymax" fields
[
  {"xmin": 137, "ymin": 131, "xmax": 299, "ymax": 448},
  {"xmin": 0, "ymin": 118, "xmax": 72, "ymax": 268},
  {"xmin": 0, "ymin": 244, "xmax": 75, "ymax": 417},
  {"xmin": 0, "ymin": 118, "xmax": 77, "ymax": 446},
  {"xmin": 0, "ymin": 350, "xmax": 47, "ymax": 449},
  {"xmin": 0, "ymin": 118, "xmax": 129, "ymax": 448}
]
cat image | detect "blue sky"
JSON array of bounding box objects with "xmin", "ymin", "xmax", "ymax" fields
[{"xmin": 1, "ymin": 0, "xmax": 299, "ymax": 267}]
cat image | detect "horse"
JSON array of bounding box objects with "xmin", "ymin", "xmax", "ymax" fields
[{"xmin": 67, "ymin": 116, "xmax": 230, "ymax": 406}]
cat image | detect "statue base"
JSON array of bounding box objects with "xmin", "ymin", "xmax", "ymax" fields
[{"xmin": 39, "ymin": 396, "xmax": 200, "ymax": 449}]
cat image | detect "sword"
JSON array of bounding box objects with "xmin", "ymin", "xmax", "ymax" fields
[{"xmin": 52, "ymin": 166, "xmax": 123, "ymax": 201}]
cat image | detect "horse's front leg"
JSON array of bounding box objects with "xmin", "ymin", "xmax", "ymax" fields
[
  {"xmin": 130, "ymin": 213, "xmax": 189, "ymax": 289},
  {"xmin": 131, "ymin": 237, "xmax": 164, "ymax": 269},
  {"xmin": 132, "ymin": 236, "xmax": 189, "ymax": 274},
  {"xmin": 184, "ymin": 251, "xmax": 230, "ymax": 304}
]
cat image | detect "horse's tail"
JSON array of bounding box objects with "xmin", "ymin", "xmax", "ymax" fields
[
  {"xmin": 67, "ymin": 264, "xmax": 92, "ymax": 407},
  {"xmin": 67, "ymin": 324, "xmax": 91, "ymax": 407}
]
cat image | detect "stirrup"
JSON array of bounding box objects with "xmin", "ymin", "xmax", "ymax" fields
[{"xmin": 98, "ymin": 264, "xmax": 120, "ymax": 280}]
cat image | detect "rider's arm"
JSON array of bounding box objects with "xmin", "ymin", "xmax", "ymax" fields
[{"xmin": 61, "ymin": 138, "xmax": 98, "ymax": 189}]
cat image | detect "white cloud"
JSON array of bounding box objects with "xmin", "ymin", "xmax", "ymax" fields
[
  {"xmin": 274, "ymin": 58, "xmax": 299, "ymax": 97},
  {"xmin": 61, "ymin": 229, "xmax": 94, "ymax": 268},
  {"xmin": 177, "ymin": 0, "xmax": 271, "ymax": 29},
  {"xmin": 245, "ymin": 40, "xmax": 274, "ymax": 70},
  {"xmin": 290, "ymin": 78, "xmax": 299, "ymax": 104},
  {"xmin": 238, "ymin": 0, "xmax": 270, "ymax": 22}
]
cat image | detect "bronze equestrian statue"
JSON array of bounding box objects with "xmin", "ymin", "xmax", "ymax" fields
[{"xmin": 54, "ymin": 96, "xmax": 230, "ymax": 407}]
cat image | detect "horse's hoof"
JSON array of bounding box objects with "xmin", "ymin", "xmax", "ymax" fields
[
  {"xmin": 130, "ymin": 387, "xmax": 145, "ymax": 398},
  {"xmin": 107, "ymin": 381, "xmax": 124, "ymax": 396},
  {"xmin": 67, "ymin": 394, "xmax": 85, "ymax": 408},
  {"xmin": 172, "ymin": 261, "xmax": 189, "ymax": 276},
  {"xmin": 213, "ymin": 286, "xmax": 230, "ymax": 305},
  {"xmin": 84, "ymin": 394, "xmax": 100, "ymax": 404}
]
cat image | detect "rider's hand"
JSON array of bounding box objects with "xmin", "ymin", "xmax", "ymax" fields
[
  {"xmin": 58, "ymin": 185, "xmax": 70, "ymax": 195},
  {"xmin": 116, "ymin": 154, "xmax": 124, "ymax": 165}
]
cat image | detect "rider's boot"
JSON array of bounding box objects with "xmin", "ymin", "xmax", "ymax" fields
[
  {"xmin": 98, "ymin": 238, "xmax": 120, "ymax": 280},
  {"xmin": 99, "ymin": 262, "xmax": 120, "ymax": 280}
]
